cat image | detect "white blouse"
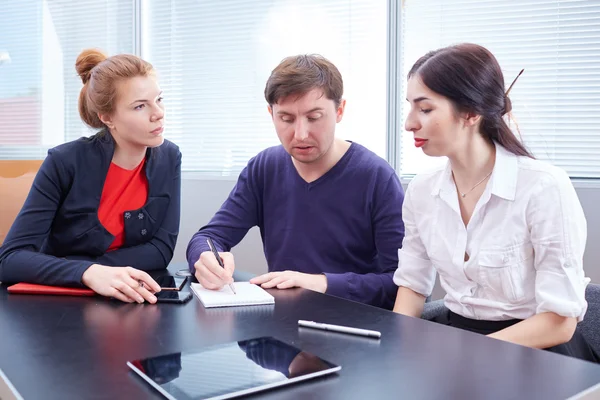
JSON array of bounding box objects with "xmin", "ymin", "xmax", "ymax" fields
[{"xmin": 393, "ymin": 143, "xmax": 590, "ymax": 321}]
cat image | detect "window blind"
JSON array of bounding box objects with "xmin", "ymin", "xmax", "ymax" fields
[
  {"xmin": 143, "ymin": 0, "xmax": 387, "ymax": 174},
  {"xmin": 400, "ymin": 0, "xmax": 600, "ymax": 178},
  {"xmin": 0, "ymin": 0, "xmax": 134, "ymax": 160}
]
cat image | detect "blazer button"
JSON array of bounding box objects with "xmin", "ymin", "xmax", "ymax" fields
[
  {"xmin": 141, "ymin": 229, "xmax": 147, "ymax": 236},
  {"xmin": 125, "ymin": 212, "xmax": 131, "ymax": 219},
  {"xmin": 138, "ymin": 213, "xmax": 144, "ymax": 220}
]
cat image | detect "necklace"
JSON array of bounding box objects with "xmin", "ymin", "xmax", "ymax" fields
[{"xmin": 456, "ymin": 170, "xmax": 493, "ymax": 198}]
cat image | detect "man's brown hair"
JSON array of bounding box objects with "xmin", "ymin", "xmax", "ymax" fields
[{"xmin": 264, "ymin": 54, "xmax": 343, "ymax": 107}]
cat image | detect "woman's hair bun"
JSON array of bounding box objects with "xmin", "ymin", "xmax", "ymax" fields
[{"xmin": 75, "ymin": 48, "xmax": 108, "ymax": 84}]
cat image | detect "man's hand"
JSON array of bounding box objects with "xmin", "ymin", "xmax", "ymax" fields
[
  {"xmin": 250, "ymin": 271, "xmax": 327, "ymax": 293},
  {"xmin": 81, "ymin": 264, "xmax": 161, "ymax": 303},
  {"xmin": 194, "ymin": 251, "xmax": 235, "ymax": 290}
]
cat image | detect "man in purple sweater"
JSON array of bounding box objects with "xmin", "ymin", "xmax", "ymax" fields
[{"xmin": 186, "ymin": 55, "xmax": 404, "ymax": 309}]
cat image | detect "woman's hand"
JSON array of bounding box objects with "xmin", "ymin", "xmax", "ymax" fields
[{"xmin": 82, "ymin": 264, "xmax": 161, "ymax": 303}]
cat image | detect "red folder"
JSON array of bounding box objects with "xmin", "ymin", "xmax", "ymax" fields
[{"xmin": 7, "ymin": 283, "xmax": 95, "ymax": 296}]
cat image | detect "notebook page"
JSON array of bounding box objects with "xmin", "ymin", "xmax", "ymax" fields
[{"xmin": 191, "ymin": 282, "xmax": 275, "ymax": 308}]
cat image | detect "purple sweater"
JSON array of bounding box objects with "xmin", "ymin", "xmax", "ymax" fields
[{"xmin": 186, "ymin": 143, "xmax": 405, "ymax": 309}]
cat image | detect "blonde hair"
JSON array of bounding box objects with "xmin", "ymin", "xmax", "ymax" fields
[{"xmin": 76, "ymin": 48, "xmax": 155, "ymax": 129}]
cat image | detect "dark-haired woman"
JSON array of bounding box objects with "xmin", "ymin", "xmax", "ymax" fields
[{"xmin": 393, "ymin": 43, "xmax": 598, "ymax": 362}]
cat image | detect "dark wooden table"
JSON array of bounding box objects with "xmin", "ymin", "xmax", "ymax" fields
[{"xmin": 1, "ymin": 265, "xmax": 600, "ymax": 400}]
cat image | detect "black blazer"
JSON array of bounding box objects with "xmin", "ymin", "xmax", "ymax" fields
[{"xmin": 0, "ymin": 133, "xmax": 181, "ymax": 287}]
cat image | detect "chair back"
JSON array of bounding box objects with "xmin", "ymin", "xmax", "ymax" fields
[
  {"xmin": 0, "ymin": 160, "xmax": 43, "ymax": 245},
  {"xmin": 580, "ymin": 283, "xmax": 600, "ymax": 355}
]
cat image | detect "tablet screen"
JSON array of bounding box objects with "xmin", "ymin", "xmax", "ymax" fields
[{"xmin": 127, "ymin": 336, "xmax": 340, "ymax": 400}]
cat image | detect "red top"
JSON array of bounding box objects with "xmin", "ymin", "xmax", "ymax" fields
[{"xmin": 98, "ymin": 159, "xmax": 149, "ymax": 251}]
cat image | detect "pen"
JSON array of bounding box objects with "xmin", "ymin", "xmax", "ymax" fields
[
  {"xmin": 206, "ymin": 238, "xmax": 236, "ymax": 295},
  {"xmin": 298, "ymin": 320, "xmax": 381, "ymax": 339}
]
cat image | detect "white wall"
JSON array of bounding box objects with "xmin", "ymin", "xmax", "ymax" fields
[{"xmin": 175, "ymin": 176, "xmax": 600, "ymax": 299}]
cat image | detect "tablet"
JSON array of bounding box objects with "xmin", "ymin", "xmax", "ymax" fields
[
  {"xmin": 127, "ymin": 336, "xmax": 341, "ymax": 400},
  {"xmin": 0, "ymin": 369, "xmax": 24, "ymax": 400}
]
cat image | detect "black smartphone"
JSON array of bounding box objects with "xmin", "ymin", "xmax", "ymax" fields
[
  {"xmin": 155, "ymin": 290, "xmax": 193, "ymax": 304},
  {"xmin": 155, "ymin": 276, "xmax": 188, "ymax": 291}
]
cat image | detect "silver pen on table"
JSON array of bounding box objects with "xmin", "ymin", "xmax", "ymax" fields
[{"xmin": 298, "ymin": 320, "xmax": 381, "ymax": 339}]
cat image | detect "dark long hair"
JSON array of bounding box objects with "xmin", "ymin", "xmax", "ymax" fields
[{"xmin": 408, "ymin": 43, "xmax": 533, "ymax": 158}]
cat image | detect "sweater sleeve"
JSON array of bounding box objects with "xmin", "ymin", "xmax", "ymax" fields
[{"xmin": 186, "ymin": 159, "xmax": 261, "ymax": 271}]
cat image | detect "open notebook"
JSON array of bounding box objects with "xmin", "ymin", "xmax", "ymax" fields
[{"xmin": 191, "ymin": 282, "xmax": 275, "ymax": 308}]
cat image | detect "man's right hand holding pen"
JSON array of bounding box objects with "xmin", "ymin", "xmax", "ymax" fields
[{"xmin": 193, "ymin": 238, "xmax": 237, "ymax": 294}]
